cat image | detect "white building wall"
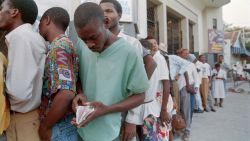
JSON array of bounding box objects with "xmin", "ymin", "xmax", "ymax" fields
[
  {"xmin": 135, "ymin": 0, "xmax": 226, "ymax": 54},
  {"xmin": 224, "ymin": 39, "xmax": 231, "ymax": 66}
]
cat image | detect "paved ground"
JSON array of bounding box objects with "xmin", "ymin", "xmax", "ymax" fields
[{"xmin": 175, "ymin": 81, "xmax": 250, "ymax": 141}]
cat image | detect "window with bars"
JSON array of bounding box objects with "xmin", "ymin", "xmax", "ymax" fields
[
  {"xmin": 189, "ymin": 23, "xmax": 194, "ymax": 53},
  {"xmin": 147, "ymin": 0, "xmax": 159, "ymax": 42},
  {"xmin": 167, "ymin": 14, "xmax": 182, "ymax": 54}
]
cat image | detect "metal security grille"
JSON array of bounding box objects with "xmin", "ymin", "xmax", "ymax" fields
[
  {"xmin": 189, "ymin": 23, "xmax": 194, "ymax": 53},
  {"xmin": 147, "ymin": 0, "xmax": 159, "ymax": 42},
  {"xmin": 167, "ymin": 14, "xmax": 181, "ymax": 54}
]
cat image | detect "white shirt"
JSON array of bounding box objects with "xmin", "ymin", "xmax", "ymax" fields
[
  {"xmin": 201, "ymin": 63, "xmax": 211, "ymax": 78},
  {"xmin": 5, "ymin": 24, "xmax": 46, "ymax": 113},
  {"xmin": 120, "ymin": 32, "xmax": 152, "ymax": 125},
  {"xmin": 168, "ymin": 55, "xmax": 190, "ymax": 80},
  {"xmin": 177, "ymin": 63, "xmax": 199, "ymax": 90},
  {"xmin": 118, "ymin": 32, "xmax": 143, "ymax": 56},
  {"xmin": 195, "ymin": 61, "xmax": 203, "ymax": 85},
  {"xmin": 154, "ymin": 51, "xmax": 169, "ymax": 91},
  {"xmin": 211, "ymin": 69, "xmax": 227, "ymax": 80},
  {"xmin": 126, "ymin": 51, "xmax": 169, "ymax": 125},
  {"xmin": 149, "ymin": 51, "xmax": 169, "ymax": 117},
  {"xmin": 187, "ymin": 63, "xmax": 199, "ymax": 88}
]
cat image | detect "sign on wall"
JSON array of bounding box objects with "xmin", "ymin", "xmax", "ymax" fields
[
  {"xmin": 117, "ymin": 0, "xmax": 133, "ymax": 22},
  {"xmin": 208, "ymin": 29, "xmax": 224, "ymax": 53}
]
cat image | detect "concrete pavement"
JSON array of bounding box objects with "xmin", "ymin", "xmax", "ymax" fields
[{"xmin": 175, "ymin": 81, "xmax": 250, "ymax": 141}]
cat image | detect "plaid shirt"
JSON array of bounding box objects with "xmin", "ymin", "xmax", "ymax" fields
[{"xmin": 40, "ymin": 34, "xmax": 78, "ymax": 120}]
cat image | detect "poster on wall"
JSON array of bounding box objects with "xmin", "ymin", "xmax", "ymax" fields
[
  {"xmin": 208, "ymin": 29, "xmax": 224, "ymax": 53},
  {"xmin": 117, "ymin": 0, "xmax": 133, "ymax": 22}
]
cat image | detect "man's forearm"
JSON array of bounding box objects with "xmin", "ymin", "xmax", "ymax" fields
[
  {"xmin": 41, "ymin": 90, "xmax": 75, "ymax": 129},
  {"xmin": 105, "ymin": 93, "xmax": 145, "ymax": 114},
  {"xmin": 161, "ymin": 80, "xmax": 170, "ymax": 110},
  {"xmin": 184, "ymin": 71, "xmax": 190, "ymax": 86}
]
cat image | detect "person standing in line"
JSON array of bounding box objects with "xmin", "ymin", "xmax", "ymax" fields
[
  {"xmin": 144, "ymin": 37, "xmax": 172, "ymax": 141},
  {"xmin": 178, "ymin": 50, "xmax": 198, "ymax": 141},
  {"xmin": 0, "ymin": 0, "xmax": 46, "ymax": 140},
  {"xmin": 0, "ymin": 16, "xmax": 8, "ymax": 141},
  {"xmin": 99, "ymin": 1, "xmax": 157, "ymax": 140},
  {"xmin": 38, "ymin": 7, "xmax": 79, "ymax": 141},
  {"xmin": 198, "ymin": 54, "xmax": 211, "ymax": 112},
  {"xmin": 72, "ymin": 3, "xmax": 149, "ymax": 141},
  {"xmin": 211, "ymin": 63, "xmax": 227, "ymax": 107},
  {"xmin": 192, "ymin": 56, "xmax": 205, "ymax": 113}
]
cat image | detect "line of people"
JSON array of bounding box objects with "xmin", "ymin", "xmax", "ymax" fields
[{"xmin": 0, "ymin": 0, "xmax": 228, "ymax": 141}]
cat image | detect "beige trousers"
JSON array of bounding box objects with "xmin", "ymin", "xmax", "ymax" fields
[
  {"xmin": 6, "ymin": 109, "xmax": 40, "ymax": 141},
  {"xmin": 200, "ymin": 78, "xmax": 209, "ymax": 109}
]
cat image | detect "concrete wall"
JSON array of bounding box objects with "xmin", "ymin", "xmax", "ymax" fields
[
  {"xmin": 224, "ymin": 39, "xmax": 231, "ymax": 66},
  {"xmin": 202, "ymin": 7, "xmax": 224, "ymax": 54}
]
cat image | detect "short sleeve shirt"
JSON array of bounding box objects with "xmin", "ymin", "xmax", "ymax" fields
[
  {"xmin": 75, "ymin": 38, "xmax": 149, "ymax": 141},
  {"xmin": 40, "ymin": 35, "xmax": 78, "ymax": 119}
]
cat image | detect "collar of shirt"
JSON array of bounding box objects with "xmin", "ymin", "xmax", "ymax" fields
[
  {"xmin": 5, "ymin": 23, "xmax": 33, "ymax": 43},
  {"xmin": 47, "ymin": 34, "xmax": 67, "ymax": 50}
]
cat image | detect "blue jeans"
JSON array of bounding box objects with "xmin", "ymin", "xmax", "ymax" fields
[
  {"xmin": 51, "ymin": 114, "xmax": 79, "ymax": 141},
  {"xmin": 190, "ymin": 94, "xmax": 195, "ymax": 121},
  {"xmin": 0, "ymin": 134, "xmax": 6, "ymax": 141}
]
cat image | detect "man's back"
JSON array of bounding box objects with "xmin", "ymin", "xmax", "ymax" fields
[{"xmin": 5, "ymin": 24, "xmax": 46, "ymax": 113}]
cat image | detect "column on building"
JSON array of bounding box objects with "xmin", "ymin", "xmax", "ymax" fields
[{"xmin": 181, "ymin": 18, "xmax": 190, "ymax": 50}]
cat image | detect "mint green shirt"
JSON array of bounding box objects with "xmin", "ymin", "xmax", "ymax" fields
[{"xmin": 75, "ymin": 38, "xmax": 149, "ymax": 141}]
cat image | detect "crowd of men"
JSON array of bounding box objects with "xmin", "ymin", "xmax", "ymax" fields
[{"xmin": 0, "ymin": 0, "xmax": 229, "ymax": 141}]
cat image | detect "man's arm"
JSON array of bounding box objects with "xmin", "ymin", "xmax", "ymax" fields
[
  {"xmin": 72, "ymin": 93, "xmax": 145, "ymax": 128},
  {"xmin": 160, "ymin": 80, "xmax": 171, "ymax": 124},
  {"xmin": 143, "ymin": 54, "xmax": 157, "ymax": 79},
  {"xmin": 39, "ymin": 90, "xmax": 75, "ymax": 140}
]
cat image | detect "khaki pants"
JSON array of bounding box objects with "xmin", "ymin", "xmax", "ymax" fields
[
  {"xmin": 6, "ymin": 109, "xmax": 40, "ymax": 141},
  {"xmin": 200, "ymin": 78, "xmax": 209, "ymax": 109}
]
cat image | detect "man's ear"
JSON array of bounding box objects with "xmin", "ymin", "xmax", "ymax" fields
[
  {"xmin": 9, "ymin": 8, "xmax": 19, "ymax": 18},
  {"xmin": 44, "ymin": 16, "xmax": 51, "ymax": 25}
]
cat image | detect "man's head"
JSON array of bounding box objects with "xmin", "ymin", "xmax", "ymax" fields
[
  {"xmin": 99, "ymin": 0, "xmax": 122, "ymax": 29},
  {"xmin": 140, "ymin": 39, "xmax": 152, "ymax": 50},
  {"xmin": 215, "ymin": 63, "xmax": 220, "ymax": 70},
  {"xmin": 0, "ymin": 0, "xmax": 38, "ymax": 31},
  {"xmin": 218, "ymin": 55, "xmax": 224, "ymax": 63},
  {"xmin": 74, "ymin": 2, "xmax": 108, "ymax": 53},
  {"xmin": 179, "ymin": 49, "xmax": 189, "ymax": 59},
  {"xmin": 39, "ymin": 7, "xmax": 70, "ymax": 41},
  {"xmin": 146, "ymin": 36, "xmax": 158, "ymax": 54},
  {"xmin": 187, "ymin": 54, "xmax": 197, "ymax": 63},
  {"xmin": 199, "ymin": 54, "xmax": 206, "ymax": 63}
]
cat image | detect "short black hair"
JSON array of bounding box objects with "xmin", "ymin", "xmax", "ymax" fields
[
  {"xmin": 199, "ymin": 54, "xmax": 205, "ymax": 58},
  {"xmin": 145, "ymin": 35, "xmax": 156, "ymax": 40},
  {"xmin": 41, "ymin": 7, "xmax": 70, "ymax": 32},
  {"xmin": 140, "ymin": 39, "xmax": 152, "ymax": 50},
  {"xmin": 100, "ymin": 0, "xmax": 122, "ymax": 15},
  {"xmin": 8, "ymin": 0, "xmax": 38, "ymax": 24},
  {"xmin": 215, "ymin": 63, "xmax": 220, "ymax": 68},
  {"xmin": 74, "ymin": 2, "xmax": 104, "ymax": 29}
]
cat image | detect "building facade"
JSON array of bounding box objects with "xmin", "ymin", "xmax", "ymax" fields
[
  {"xmin": 132, "ymin": 0, "xmax": 231, "ymax": 57},
  {"xmin": 34, "ymin": 0, "xmax": 231, "ymax": 63}
]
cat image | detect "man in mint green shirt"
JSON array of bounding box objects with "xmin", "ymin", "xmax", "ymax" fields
[{"xmin": 72, "ymin": 3, "xmax": 149, "ymax": 141}]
